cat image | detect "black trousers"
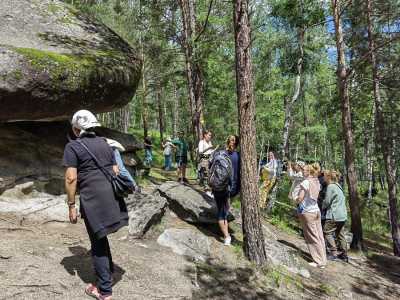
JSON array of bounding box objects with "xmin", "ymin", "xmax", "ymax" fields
[{"xmin": 84, "ymin": 218, "xmax": 113, "ymax": 296}]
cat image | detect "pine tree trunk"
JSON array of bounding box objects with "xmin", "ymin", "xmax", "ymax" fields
[
  {"xmin": 331, "ymin": 0, "xmax": 363, "ymax": 251},
  {"xmin": 233, "ymin": 0, "xmax": 267, "ymax": 266},
  {"xmin": 366, "ymin": 0, "xmax": 400, "ymax": 256}
]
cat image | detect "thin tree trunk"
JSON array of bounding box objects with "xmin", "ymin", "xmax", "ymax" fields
[
  {"xmin": 282, "ymin": 26, "xmax": 304, "ymax": 160},
  {"xmin": 233, "ymin": 0, "xmax": 267, "ymax": 266},
  {"xmin": 172, "ymin": 80, "xmax": 179, "ymax": 138},
  {"xmin": 178, "ymin": 0, "xmax": 204, "ymax": 145},
  {"xmin": 156, "ymin": 83, "xmax": 164, "ymax": 142},
  {"xmin": 302, "ymin": 91, "xmax": 309, "ymax": 156},
  {"xmin": 366, "ymin": 0, "xmax": 400, "ymax": 256},
  {"xmin": 331, "ymin": 0, "xmax": 363, "ymax": 250}
]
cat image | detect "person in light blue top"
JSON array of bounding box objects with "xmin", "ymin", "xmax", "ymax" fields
[{"xmin": 106, "ymin": 138, "xmax": 139, "ymax": 192}]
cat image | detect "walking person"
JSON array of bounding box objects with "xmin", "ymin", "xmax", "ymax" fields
[
  {"xmin": 296, "ymin": 163, "xmax": 327, "ymax": 268},
  {"xmin": 143, "ymin": 136, "xmax": 153, "ymax": 167},
  {"xmin": 162, "ymin": 137, "xmax": 175, "ymax": 171},
  {"xmin": 172, "ymin": 131, "xmax": 189, "ymax": 183},
  {"xmin": 211, "ymin": 135, "xmax": 240, "ymax": 246},
  {"xmin": 64, "ymin": 110, "xmax": 128, "ymax": 300},
  {"xmin": 322, "ymin": 170, "xmax": 349, "ymax": 262},
  {"xmin": 106, "ymin": 138, "xmax": 140, "ymax": 192}
]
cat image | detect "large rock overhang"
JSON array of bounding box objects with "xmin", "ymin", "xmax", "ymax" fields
[{"xmin": 0, "ymin": 0, "xmax": 142, "ymax": 121}]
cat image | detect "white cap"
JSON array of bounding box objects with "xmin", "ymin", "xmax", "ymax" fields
[
  {"xmin": 71, "ymin": 110, "xmax": 100, "ymax": 130},
  {"xmin": 105, "ymin": 138, "xmax": 125, "ymax": 152}
]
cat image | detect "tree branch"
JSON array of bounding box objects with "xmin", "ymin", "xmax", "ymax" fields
[{"xmin": 195, "ymin": 0, "xmax": 214, "ymax": 43}]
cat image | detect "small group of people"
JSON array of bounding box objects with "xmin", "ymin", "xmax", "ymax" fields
[{"xmin": 288, "ymin": 161, "xmax": 348, "ymax": 268}]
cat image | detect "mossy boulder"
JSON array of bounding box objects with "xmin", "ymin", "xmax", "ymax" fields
[{"xmin": 0, "ymin": 0, "xmax": 141, "ymax": 121}]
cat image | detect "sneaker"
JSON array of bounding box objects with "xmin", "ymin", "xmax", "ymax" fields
[
  {"xmin": 183, "ymin": 177, "xmax": 189, "ymax": 184},
  {"xmin": 206, "ymin": 191, "xmax": 214, "ymax": 198},
  {"xmin": 308, "ymin": 262, "xmax": 326, "ymax": 269},
  {"xmin": 327, "ymin": 254, "xmax": 339, "ymax": 261},
  {"xmin": 338, "ymin": 253, "xmax": 349, "ymax": 263},
  {"xmin": 224, "ymin": 235, "xmax": 231, "ymax": 246}
]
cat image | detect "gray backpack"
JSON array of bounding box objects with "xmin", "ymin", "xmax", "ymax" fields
[{"xmin": 208, "ymin": 150, "xmax": 233, "ymax": 192}]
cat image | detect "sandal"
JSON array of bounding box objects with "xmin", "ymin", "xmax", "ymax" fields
[{"xmin": 85, "ymin": 283, "xmax": 100, "ymax": 299}]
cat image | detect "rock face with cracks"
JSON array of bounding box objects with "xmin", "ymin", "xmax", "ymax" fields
[{"xmin": 0, "ymin": 0, "xmax": 141, "ymax": 121}]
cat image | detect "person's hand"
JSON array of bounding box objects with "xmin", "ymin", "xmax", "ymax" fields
[
  {"xmin": 113, "ymin": 165, "xmax": 120, "ymax": 176},
  {"xmin": 69, "ymin": 206, "xmax": 78, "ymax": 224}
]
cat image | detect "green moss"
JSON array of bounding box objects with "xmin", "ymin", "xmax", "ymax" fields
[
  {"xmin": 48, "ymin": 2, "xmax": 63, "ymax": 15},
  {"xmin": 13, "ymin": 47, "xmax": 96, "ymax": 91}
]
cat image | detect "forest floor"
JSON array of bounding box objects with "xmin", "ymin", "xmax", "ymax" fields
[{"xmin": 1, "ymin": 167, "xmax": 400, "ymax": 299}]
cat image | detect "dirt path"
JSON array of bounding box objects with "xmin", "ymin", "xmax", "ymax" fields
[{"xmin": 0, "ymin": 214, "xmax": 193, "ymax": 300}]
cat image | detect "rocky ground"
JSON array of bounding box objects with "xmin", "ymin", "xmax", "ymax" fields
[{"xmin": 1, "ymin": 174, "xmax": 400, "ymax": 299}]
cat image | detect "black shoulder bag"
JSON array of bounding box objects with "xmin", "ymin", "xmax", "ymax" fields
[{"xmin": 77, "ymin": 140, "xmax": 135, "ymax": 198}]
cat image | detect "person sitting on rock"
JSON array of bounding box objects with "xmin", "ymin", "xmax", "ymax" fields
[{"xmin": 63, "ymin": 110, "xmax": 128, "ymax": 300}]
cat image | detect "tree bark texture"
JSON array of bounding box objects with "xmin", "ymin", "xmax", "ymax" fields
[
  {"xmin": 172, "ymin": 80, "xmax": 179, "ymax": 138},
  {"xmin": 331, "ymin": 0, "xmax": 364, "ymax": 250},
  {"xmin": 233, "ymin": 0, "xmax": 267, "ymax": 266},
  {"xmin": 178, "ymin": 0, "xmax": 204, "ymax": 144},
  {"xmin": 366, "ymin": 0, "xmax": 400, "ymax": 256},
  {"xmin": 282, "ymin": 27, "xmax": 304, "ymax": 160}
]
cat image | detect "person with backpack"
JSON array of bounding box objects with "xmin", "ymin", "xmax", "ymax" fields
[
  {"xmin": 322, "ymin": 170, "xmax": 348, "ymax": 262},
  {"xmin": 172, "ymin": 131, "xmax": 189, "ymax": 183},
  {"xmin": 64, "ymin": 110, "xmax": 128, "ymax": 300},
  {"xmin": 209, "ymin": 135, "xmax": 240, "ymax": 246},
  {"xmin": 198, "ymin": 130, "xmax": 216, "ymax": 190}
]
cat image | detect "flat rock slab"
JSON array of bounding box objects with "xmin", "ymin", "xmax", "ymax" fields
[
  {"xmin": 263, "ymin": 224, "xmax": 310, "ymax": 278},
  {"xmin": 125, "ymin": 191, "xmax": 167, "ymax": 238},
  {"xmin": 0, "ymin": 0, "xmax": 141, "ymax": 121},
  {"xmin": 157, "ymin": 228, "xmax": 211, "ymax": 262},
  {"xmin": 0, "ymin": 192, "xmax": 68, "ymax": 223},
  {"xmin": 158, "ymin": 181, "xmax": 234, "ymax": 224}
]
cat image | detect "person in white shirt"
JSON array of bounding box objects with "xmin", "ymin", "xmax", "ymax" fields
[
  {"xmin": 297, "ymin": 163, "xmax": 327, "ymax": 269},
  {"xmin": 288, "ymin": 160, "xmax": 305, "ymax": 201},
  {"xmin": 198, "ymin": 131, "xmax": 215, "ymax": 191},
  {"xmin": 162, "ymin": 137, "xmax": 175, "ymax": 171},
  {"xmin": 259, "ymin": 151, "xmax": 278, "ymax": 208}
]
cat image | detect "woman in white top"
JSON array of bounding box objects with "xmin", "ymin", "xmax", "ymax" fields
[
  {"xmin": 296, "ymin": 163, "xmax": 327, "ymax": 268},
  {"xmin": 288, "ymin": 160, "xmax": 305, "ymax": 201}
]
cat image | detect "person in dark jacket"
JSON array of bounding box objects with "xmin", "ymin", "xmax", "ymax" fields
[
  {"xmin": 212, "ymin": 135, "xmax": 240, "ymax": 246},
  {"xmin": 64, "ymin": 110, "xmax": 128, "ymax": 300}
]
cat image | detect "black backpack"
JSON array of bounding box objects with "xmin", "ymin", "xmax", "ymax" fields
[{"xmin": 208, "ymin": 150, "xmax": 233, "ymax": 192}]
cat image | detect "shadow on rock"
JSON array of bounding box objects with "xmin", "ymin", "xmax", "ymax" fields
[
  {"xmin": 185, "ymin": 258, "xmax": 284, "ymax": 300},
  {"xmin": 60, "ymin": 246, "xmax": 125, "ymax": 286}
]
